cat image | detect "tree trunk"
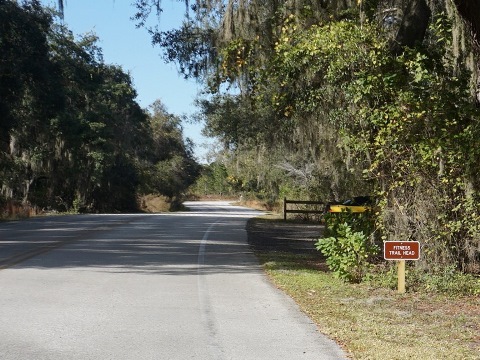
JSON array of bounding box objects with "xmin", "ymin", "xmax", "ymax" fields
[
  {"xmin": 391, "ymin": 0, "xmax": 431, "ymax": 55},
  {"xmin": 452, "ymin": 0, "xmax": 480, "ymax": 47}
]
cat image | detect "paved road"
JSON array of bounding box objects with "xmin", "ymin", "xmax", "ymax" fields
[{"xmin": 0, "ymin": 201, "xmax": 347, "ymax": 359}]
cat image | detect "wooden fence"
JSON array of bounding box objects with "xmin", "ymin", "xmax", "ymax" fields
[{"xmin": 283, "ymin": 198, "xmax": 325, "ymax": 220}]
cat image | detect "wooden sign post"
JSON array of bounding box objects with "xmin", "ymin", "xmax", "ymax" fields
[
  {"xmin": 384, "ymin": 241, "xmax": 420, "ymax": 293},
  {"xmin": 397, "ymin": 260, "xmax": 406, "ymax": 293}
]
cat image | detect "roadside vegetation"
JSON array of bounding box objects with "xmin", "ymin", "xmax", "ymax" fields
[{"xmin": 249, "ymin": 217, "xmax": 479, "ymax": 360}]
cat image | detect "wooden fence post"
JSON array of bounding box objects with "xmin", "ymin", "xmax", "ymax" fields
[{"xmin": 283, "ymin": 198, "xmax": 325, "ymax": 220}]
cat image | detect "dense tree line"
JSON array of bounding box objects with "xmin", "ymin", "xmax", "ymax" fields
[
  {"xmin": 124, "ymin": 0, "xmax": 480, "ymax": 274},
  {"xmin": 0, "ymin": 0, "xmax": 199, "ymax": 213}
]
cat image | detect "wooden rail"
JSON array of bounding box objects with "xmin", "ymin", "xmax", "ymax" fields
[{"xmin": 283, "ymin": 198, "xmax": 325, "ymax": 220}]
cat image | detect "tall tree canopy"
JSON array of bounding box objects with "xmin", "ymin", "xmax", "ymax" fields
[{"xmin": 1, "ymin": 0, "xmax": 200, "ymax": 212}]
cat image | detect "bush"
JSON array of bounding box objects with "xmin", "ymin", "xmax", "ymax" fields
[
  {"xmin": 315, "ymin": 220, "xmax": 379, "ymax": 283},
  {"xmin": 407, "ymin": 265, "xmax": 480, "ymax": 295},
  {"xmin": 366, "ymin": 264, "xmax": 480, "ymax": 296}
]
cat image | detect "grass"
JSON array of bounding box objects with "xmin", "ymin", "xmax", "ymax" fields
[{"xmin": 251, "ymin": 220, "xmax": 480, "ymax": 359}]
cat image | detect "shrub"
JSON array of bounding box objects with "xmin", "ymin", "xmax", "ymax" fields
[
  {"xmin": 315, "ymin": 220, "xmax": 379, "ymax": 283},
  {"xmin": 366, "ymin": 263, "xmax": 480, "ymax": 295}
]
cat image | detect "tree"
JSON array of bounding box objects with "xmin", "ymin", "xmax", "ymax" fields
[
  {"xmin": 452, "ymin": 0, "xmax": 480, "ymax": 48},
  {"xmin": 0, "ymin": 0, "xmax": 60, "ymax": 204},
  {"xmin": 140, "ymin": 100, "xmax": 200, "ymax": 199},
  {"xmin": 2, "ymin": 1, "xmax": 201, "ymax": 213},
  {"xmin": 391, "ymin": 0, "xmax": 431, "ymax": 55}
]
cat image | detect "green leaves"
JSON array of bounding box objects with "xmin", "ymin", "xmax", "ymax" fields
[
  {"xmin": 140, "ymin": 100, "xmax": 200, "ymax": 199},
  {"xmin": 315, "ymin": 221, "xmax": 379, "ymax": 283},
  {"xmin": 270, "ymin": 16, "xmax": 480, "ymax": 274}
]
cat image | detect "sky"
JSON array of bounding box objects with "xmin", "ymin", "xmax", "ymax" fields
[{"xmin": 40, "ymin": 0, "xmax": 214, "ymax": 162}]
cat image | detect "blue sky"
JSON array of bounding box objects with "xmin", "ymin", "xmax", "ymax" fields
[{"xmin": 40, "ymin": 0, "xmax": 214, "ymax": 162}]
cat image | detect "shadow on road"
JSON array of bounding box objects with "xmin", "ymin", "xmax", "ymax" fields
[{"xmin": 0, "ymin": 203, "xmax": 265, "ymax": 275}]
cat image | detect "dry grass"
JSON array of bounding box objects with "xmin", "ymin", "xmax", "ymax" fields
[
  {"xmin": 238, "ymin": 199, "xmax": 282, "ymax": 212},
  {"xmin": 138, "ymin": 194, "xmax": 172, "ymax": 212},
  {"xmin": 0, "ymin": 200, "xmax": 41, "ymax": 221},
  {"xmin": 259, "ymin": 255, "xmax": 480, "ymax": 359}
]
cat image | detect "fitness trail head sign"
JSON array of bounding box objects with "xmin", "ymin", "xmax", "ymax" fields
[
  {"xmin": 383, "ymin": 241, "xmax": 420, "ymax": 293},
  {"xmin": 384, "ymin": 241, "xmax": 420, "ymax": 260}
]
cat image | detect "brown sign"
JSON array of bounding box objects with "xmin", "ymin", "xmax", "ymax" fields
[{"xmin": 384, "ymin": 241, "xmax": 420, "ymax": 260}]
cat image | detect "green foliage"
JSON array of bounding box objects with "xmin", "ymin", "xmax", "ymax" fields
[
  {"xmin": 416, "ymin": 267, "xmax": 480, "ymax": 296},
  {"xmin": 267, "ymin": 17, "xmax": 480, "ymax": 273},
  {"xmin": 140, "ymin": 100, "xmax": 200, "ymax": 199},
  {"xmin": 345, "ymin": 33, "xmax": 480, "ymax": 272},
  {"xmin": 196, "ymin": 94, "xmax": 264, "ymax": 149},
  {"xmin": 189, "ymin": 162, "xmax": 234, "ymax": 196},
  {"xmin": 315, "ymin": 219, "xmax": 379, "ymax": 283},
  {"xmin": 367, "ymin": 264, "xmax": 480, "ymax": 296},
  {"xmin": 0, "ymin": 0, "xmax": 53, "ymax": 139},
  {"xmin": 152, "ymin": 22, "xmax": 216, "ymax": 80},
  {"xmin": 0, "ymin": 1, "xmax": 200, "ymax": 214}
]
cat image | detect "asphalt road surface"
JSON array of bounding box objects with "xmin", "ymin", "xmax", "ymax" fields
[{"xmin": 0, "ymin": 201, "xmax": 347, "ymax": 359}]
